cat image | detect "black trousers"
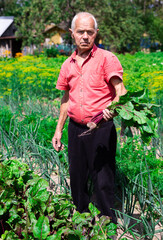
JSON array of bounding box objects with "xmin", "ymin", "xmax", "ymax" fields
[{"xmin": 68, "ymin": 118, "xmax": 117, "ymax": 223}]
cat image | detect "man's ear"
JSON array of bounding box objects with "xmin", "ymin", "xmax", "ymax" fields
[{"xmin": 69, "ymin": 28, "xmax": 74, "ymax": 38}]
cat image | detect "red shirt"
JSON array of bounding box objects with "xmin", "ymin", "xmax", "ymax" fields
[{"xmin": 56, "ymin": 44, "xmax": 123, "ymax": 124}]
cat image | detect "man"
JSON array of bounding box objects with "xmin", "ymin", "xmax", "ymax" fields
[{"xmin": 52, "ymin": 12, "xmax": 127, "ymax": 224}]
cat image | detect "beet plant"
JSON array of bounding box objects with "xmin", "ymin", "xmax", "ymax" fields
[
  {"xmin": 0, "ymin": 158, "xmax": 117, "ymax": 240},
  {"xmin": 82, "ymin": 89, "xmax": 159, "ymax": 144}
]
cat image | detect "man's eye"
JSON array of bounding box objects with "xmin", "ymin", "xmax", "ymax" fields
[
  {"xmin": 78, "ymin": 31, "xmax": 84, "ymax": 34},
  {"xmin": 87, "ymin": 31, "xmax": 94, "ymax": 35}
]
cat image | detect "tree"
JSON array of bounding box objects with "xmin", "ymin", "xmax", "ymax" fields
[
  {"xmin": 15, "ymin": 0, "xmax": 61, "ymax": 46},
  {"xmin": 12, "ymin": 0, "xmax": 162, "ymax": 52},
  {"xmin": 50, "ymin": 0, "xmax": 145, "ymax": 52},
  {"xmin": 94, "ymin": 0, "xmax": 145, "ymax": 52},
  {"xmin": 52, "ymin": 0, "xmax": 108, "ymax": 44},
  {"xmin": 0, "ymin": 0, "xmax": 26, "ymax": 17},
  {"xmin": 133, "ymin": 0, "xmax": 163, "ymax": 49},
  {"xmin": 15, "ymin": 0, "xmax": 109, "ymax": 46}
]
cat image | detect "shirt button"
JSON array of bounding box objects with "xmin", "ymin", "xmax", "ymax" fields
[
  {"xmin": 80, "ymin": 74, "xmax": 82, "ymax": 77},
  {"xmin": 81, "ymin": 119, "xmax": 84, "ymax": 122},
  {"xmin": 80, "ymin": 104, "xmax": 83, "ymax": 107}
]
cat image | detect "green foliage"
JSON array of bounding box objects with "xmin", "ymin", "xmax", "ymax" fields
[
  {"xmin": 0, "ymin": 106, "xmax": 14, "ymax": 133},
  {"xmin": 0, "ymin": 98, "xmax": 70, "ymax": 193},
  {"xmin": 116, "ymin": 136, "xmax": 163, "ymax": 195},
  {"xmin": 0, "ymin": 0, "xmax": 24, "ymax": 17},
  {"xmin": 14, "ymin": 0, "xmax": 61, "ymax": 47},
  {"xmin": 1, "ymin": 0, "xmax": 163, "ymax": 52},
  {"xmin": 141, "ymin": 10, "xmax": 163, "ymax": 47},
  {"xmin": 44, "ymin": 47, "xmax": 60, "ymax": 58},
  {"xmin": 115, "ymin": 136, "xmax": 163, "ymax": 239},
  {"xmin": 96, "ymin": 0, "xmax": 144, "ymax": 52},
  {"xmin": 0, "ymin": 55, "xmax": 67, "ymax": 101},
  {"xmin": 117, "ymin": 51, "xmax": 163, "ymax": 98},
  {"xmin": 88, "ymin": 89, "xmax": 159, "ymax": 143},
  {"xmin": 0, "ymin": 100, "xmax": 68, "ymax": 149},
  {"xmin": 0, "ymin": 158, "xmax": 117, "ymax": 239},
  {"xmin": 108, "ymin": 89, "xmax": 159, "ymax": 143}
]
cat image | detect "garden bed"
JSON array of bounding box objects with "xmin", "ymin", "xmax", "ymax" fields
[{"xmin": 0, "ymin": 52, "xmax": 162, "ymax": 239}]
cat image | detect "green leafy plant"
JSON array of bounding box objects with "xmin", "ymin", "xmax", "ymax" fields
[
  {"xmin": 83, "ymin": 89, "xmax": 159, "ymax": 144},
  {"xmin": 0, "ymin": 158, "xmax": 117, "ymax": 240}
]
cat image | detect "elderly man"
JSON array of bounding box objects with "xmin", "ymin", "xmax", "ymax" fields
[{"xmin": 52, "ymin": 12, "xmax": 127, "ymax": 224}]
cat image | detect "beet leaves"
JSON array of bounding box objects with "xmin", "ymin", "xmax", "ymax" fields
[{"xmin": 85, "ymin": 89, "xmax": 159, "ymax": 144}]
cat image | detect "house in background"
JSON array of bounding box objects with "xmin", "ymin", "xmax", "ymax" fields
[
  {"xmin": 23, "ymin": 23, "xmax": 67, "ymax": 55},
  {"xmin": 0, "ymin": 16, "xmax": 22, "ymax": 57},
  {"xmin": 44, "ymin": 23, "xmax": 66, "ymax": 46},
  {"xmin": 0, "ymin": 17, "xmax": 68, "ymax": 57}
]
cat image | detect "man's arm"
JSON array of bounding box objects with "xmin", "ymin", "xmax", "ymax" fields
[
  {"xmin": 103, "ymin": 76, "xmax": 127, "ymax": 120},
  {"xmin": 52, "ymin": 90, "xmax": 69, "ymax": 151}
]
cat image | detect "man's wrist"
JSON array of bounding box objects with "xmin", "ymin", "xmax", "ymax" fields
[{"xmin": 55, "ymin": 128, "xmax": 63, "ymax": 133}]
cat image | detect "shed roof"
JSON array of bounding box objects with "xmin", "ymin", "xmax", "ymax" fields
[{"xmin": 0, "ymin": 16, "xmax": 14, "ymax": 37}]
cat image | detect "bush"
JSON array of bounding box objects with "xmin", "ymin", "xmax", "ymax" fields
[{"xmin": 44, "ymin": 47, "xmax": 60, "ymax": 58}]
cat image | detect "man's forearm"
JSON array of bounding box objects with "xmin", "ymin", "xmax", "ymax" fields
[
  {"xmin": 111, "ymin": 77, "xmax": 127, "ymax": 102},
  {"xmin": 56, "ymin": 90, "xmax": 69, "ymax": 132},
  {"xmin": 103, "ymin": 77, "xmax": 127, "ymax": 121},
  {"xmin": 52, "ymin": 90, "xmax": 69, "ymax": 151},
  {"xmin": 56, "ymin": 108, "xmax": 68, "ymax": 133}
]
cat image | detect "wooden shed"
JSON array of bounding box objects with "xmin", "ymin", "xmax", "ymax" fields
[
  {"xmin": 0, "ymin": 16, "xmax": 22, "ymax": 57},
  {"xmin": 44, "ymin": 23, "xmax": 66, "ymax": 46}
]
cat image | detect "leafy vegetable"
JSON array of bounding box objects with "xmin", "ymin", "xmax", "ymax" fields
[
  {"xmin": 0, "ymin": 158, "xmax": 117, "ymax": 239},
  {"xmin": 82, "ymin": 89, "xmax": 159, "ymax": 144}
]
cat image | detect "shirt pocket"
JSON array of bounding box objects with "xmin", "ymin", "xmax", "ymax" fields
[{"xmin": 89, "ymin": 72, "xmax": 106, "ymax": 88}]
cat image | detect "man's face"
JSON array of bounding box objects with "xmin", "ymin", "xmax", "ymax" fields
[{"xmin": 70, "ymin": 16, "xmax": 98, "ymax": 53}]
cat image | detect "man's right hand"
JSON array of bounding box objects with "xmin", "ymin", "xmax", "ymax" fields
[{"xmin": 52, "ymin": 131, "xmax": 64, "ymax": 152}]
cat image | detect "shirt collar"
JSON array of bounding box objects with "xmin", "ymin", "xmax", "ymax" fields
[
  {"xmin": 90, "ymin": 44, "xmax": 97, "ymax": 57},
  {"xmin": 70, "ymin": 44, "xmax": 97, "ymax": 62}
]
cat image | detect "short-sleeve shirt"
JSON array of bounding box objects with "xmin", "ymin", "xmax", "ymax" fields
[{"xmin": 56, "ymin": 44, "xmax": 123, "ymax": 125}]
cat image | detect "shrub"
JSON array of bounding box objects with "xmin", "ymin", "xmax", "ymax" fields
[{"xmin": 44, "ymin": 47, "xmax": 60, "ymax": 58}]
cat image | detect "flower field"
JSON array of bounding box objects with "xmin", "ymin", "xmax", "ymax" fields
[
  {"xmin": 0, "ymin": 52, "xmax": 163, "ymax": 102},
  {"xmin": 0, "ymin": 55, "xmax": 67, "ymax": 100},
  {"xmin": 0, "ymin": 52, "xmax": 163, "ymax": 239}
]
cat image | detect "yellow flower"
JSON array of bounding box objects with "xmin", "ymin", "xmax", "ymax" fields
[
  {"xmin": 2, "ymin": 66, "xmax": 14, "ymax": 71},
  {"xmin": 3, "ymin": 91, "xmax": 11, "ymax": 95},
  {"xmin": 25, "ymin": 76, "xmax": 33, "ymax": 81},
  {"xmin": 6, "ymin": 72, "xmax": 12, "ymax": 78},
  {"xmin": 29, "ymin": 80, "xmax": 34, "ymax": 84},
  {"xmin": 0, "ymin": 72, "xmax": 6, "ymax": 77},
  {"xmin": 23, "ymin": 66, "xmax": 40, "ymax": 73},
  {"xmin": 37, "ymin": 64, "xmax": 47, "ymax": 68},
  {"xmin": 39, "ymin": 72, "xmax": 53, "ymax": 77}
]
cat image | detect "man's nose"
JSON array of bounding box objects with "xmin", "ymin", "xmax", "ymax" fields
[{"xmin": 83, "ymin": 31, "xmax": 88, "ymax": 38}]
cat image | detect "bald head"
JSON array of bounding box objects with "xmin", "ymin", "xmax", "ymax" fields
[{"xmin": 71, "ymin": 12, "xmax": 98, "ymax": 32}]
